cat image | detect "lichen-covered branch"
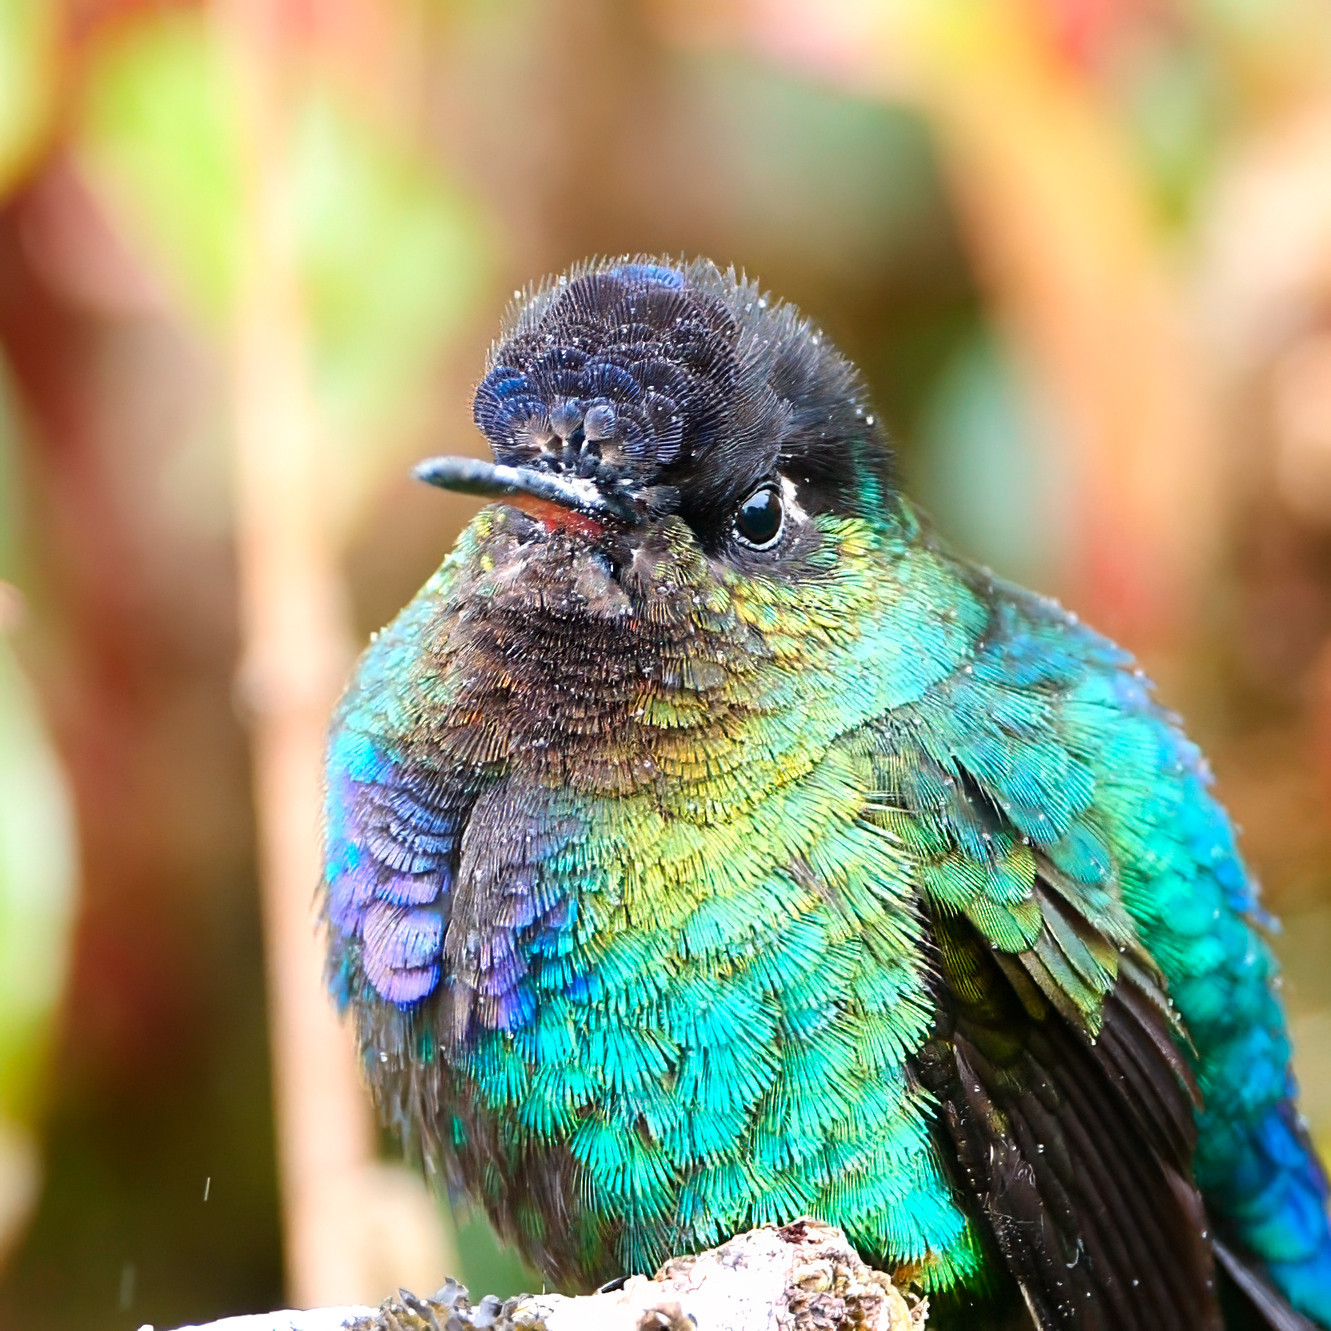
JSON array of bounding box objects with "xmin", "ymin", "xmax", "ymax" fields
[{"xmin": 161, "ymin": 1222, "xmax": 926, "ymax": 1331}]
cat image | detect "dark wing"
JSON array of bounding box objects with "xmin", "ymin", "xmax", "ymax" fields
[
  {"xmin": 863, "ymin": 585, "xmax": 1225, "ymax": 1328},
  {"xmin": 916, "ymin": 876, "xmax": 1221, "ymax": 1331}
]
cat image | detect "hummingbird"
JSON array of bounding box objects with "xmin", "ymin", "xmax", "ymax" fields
[{"xmin": 322, "ymin": 257, "xmax": 1331, "ymax": 1329}]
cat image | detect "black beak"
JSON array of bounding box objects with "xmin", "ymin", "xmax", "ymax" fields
[{"xmin": 412, "ymin": 456, "xmax": 645, "ymax": 527}]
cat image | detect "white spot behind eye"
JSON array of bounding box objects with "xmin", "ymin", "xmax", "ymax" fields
[{"xmin": 779, "ymin": 475, "xmax": 809, "ymax": 524}]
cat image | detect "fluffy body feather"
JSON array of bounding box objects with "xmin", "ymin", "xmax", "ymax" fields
[{"xmin": 322, "ymin": 258, "xmax": 1331, "ymax": 1329}]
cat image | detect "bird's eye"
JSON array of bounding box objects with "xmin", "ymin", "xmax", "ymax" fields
[{"xmin": 734, "ymin": 483, "xmax": 784, "ymax": 550}]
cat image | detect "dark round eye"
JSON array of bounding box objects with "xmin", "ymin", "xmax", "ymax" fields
[{"xmin": 734, "ymin": 483, "xmax": 784, "ymax": 549}]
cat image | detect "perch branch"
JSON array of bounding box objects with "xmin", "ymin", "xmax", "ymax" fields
[{"xmin": 154, "ymin": 1222, "xmax": 925, "ymax": 1331}]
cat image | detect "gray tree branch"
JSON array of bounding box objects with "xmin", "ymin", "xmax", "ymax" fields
[{"xmin": 156, "ymin": 1222, "xmax": 926, "ymax": 1331}]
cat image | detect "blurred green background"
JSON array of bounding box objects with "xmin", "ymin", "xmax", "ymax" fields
[{"xmin": 0, "ymin": 0, "xmax": 1330, "ymax": 1326}]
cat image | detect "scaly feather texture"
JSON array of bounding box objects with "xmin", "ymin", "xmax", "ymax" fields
[{"xmin": 322, "ymin": 258, "xmax": 1331, "ymax": 1329}]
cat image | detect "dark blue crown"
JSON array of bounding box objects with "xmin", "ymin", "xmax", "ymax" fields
[
  {"xmin": 472, "ymin": 260, "xmax": 740, "ymax": 490},
  {"xmin": 465, "ymin": 256, "xmax": 885, "ymax": 528}
]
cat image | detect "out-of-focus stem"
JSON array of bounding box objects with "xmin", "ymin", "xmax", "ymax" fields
[{"xmin": 218, "ymin": 0, "xmax": 377, "ymax": 1306}]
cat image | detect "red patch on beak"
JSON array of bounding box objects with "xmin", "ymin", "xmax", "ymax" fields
[{"xmin": 507, "ymin": 494, "xmax": 605, "ymax": 540}]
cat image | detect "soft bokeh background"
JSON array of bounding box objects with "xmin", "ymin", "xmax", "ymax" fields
[{"xmin": 1, "ymin": 1, "xmax": 1330, "ymax": 1326}]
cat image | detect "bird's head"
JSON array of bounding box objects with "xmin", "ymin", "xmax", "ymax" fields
[
  {"xmin": 384, "ymin": 257, "xmax": 947, "ymax": 801},
  {"xmin": 416, "ymin": 257, "xmax": 899, "ymax": 619}
]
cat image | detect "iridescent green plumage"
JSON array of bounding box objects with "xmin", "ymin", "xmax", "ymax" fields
[{"xmin": 323, "ymin": 258, "xmax": 1330, "ymax": 1329}]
